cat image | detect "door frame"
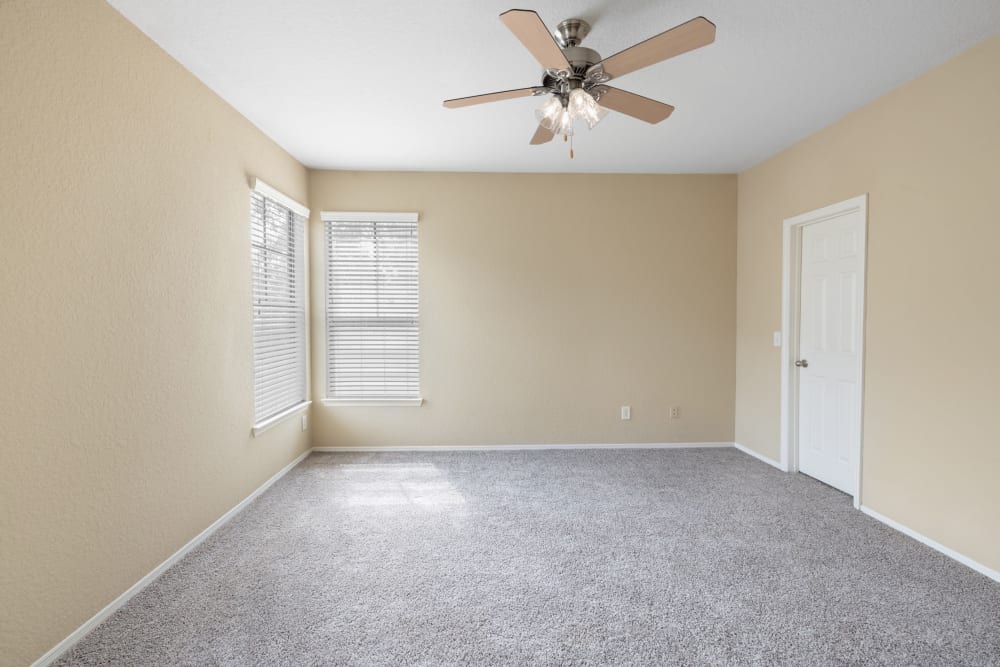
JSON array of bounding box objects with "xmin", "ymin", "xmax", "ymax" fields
[{"xmin": 779, "ymin": 194, "xmax": 868, "ymax": 508}]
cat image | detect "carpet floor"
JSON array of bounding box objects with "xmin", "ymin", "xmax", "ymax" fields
[{"xmin": 56, "ymin": 448, "xmax": 1000, "ymax": 666}]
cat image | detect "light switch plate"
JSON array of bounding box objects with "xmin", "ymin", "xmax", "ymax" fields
[
  {"xmin": 620, "ymin": 406, "xmax": 631, "ymax": 420},
  {"xmin": 773, "ymin": 331, "xmax": 782, "ymax": 347}
]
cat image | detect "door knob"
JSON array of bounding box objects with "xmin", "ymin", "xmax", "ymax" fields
[{"xmin": 795, "ymin": 359, "xmax": 809, "ymax": 368}]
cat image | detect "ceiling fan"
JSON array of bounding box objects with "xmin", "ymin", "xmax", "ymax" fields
[{"xmin": 443, "ymin": 9, "xmax": 716, "ymax": 156}]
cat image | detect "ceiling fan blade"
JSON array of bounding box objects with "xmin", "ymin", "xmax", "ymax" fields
[
  {"xmin": 443, "ymin": 87, "xmax": 540, "ymax": 109},
  {"xmin": 530, "ymin": 124, "xmax": 555, "ymax": 145},
  {"xmin": 595, "ymin": 16, "xmax": 715, "ymax": 80},
  {"xmin": 597, "ymin": 87, "xmax": 675, "ymax": 124},
  {"xmin": 499, "ymin": 9, "xmax": 570, "ymax": 71}
]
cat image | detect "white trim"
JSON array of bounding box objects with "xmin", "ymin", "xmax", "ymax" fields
[
  {"xmin": 733, "ymin": 443, "xmax": 784, "ymax": 470},
  {"xmin": 780, "ymin": 193, "xmax": 868, "ymax": 508},
  {"xmin": 250, "ymin": 177, "xmax": 310, "ymax": 218},
  {"xmin": 321, "ymin": 211, "xmax": 418, "ymax": 223},
  {"xmin": 32, "ymin": 444, "xmax": 1000, "ymax": 667},
  {"xmin": 251, "ymin": 401, "xmax": 312, "ymax": 437},
  {"xmin": 860, "ymin": 505, "xmax": 1000, "ymax": 583},
  {"xmin": 30, "ymin": 448, "xmax": 313, "ymax": 667},
  {"xmin": 312, "ymin": 442, "xmax": 734, "ymax": 452},
  {"xmin": 322, "ymin": 398, "xmax": 423, "ymax": 407},
  {"xmin": 31, "ymin": 441, "xmax": 727, "ymax": 664}
]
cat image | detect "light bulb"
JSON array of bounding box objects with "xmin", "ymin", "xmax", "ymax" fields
[
  {"xmin": 535, "ymin": 96, "xmax": 564, "ymax": 132},
  {"xmin": 552, "ymin": 109, "xmax": 574, "ymax": 136},
  {"xmin": 536, "ymin": 96, "xmax": 574, "ymax": 136},
  {"xmin": 567, "ymin": 88, "xmax": 608, "ymax": 130}
]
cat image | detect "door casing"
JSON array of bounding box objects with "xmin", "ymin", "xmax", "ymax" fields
[{"xmin": 779, "ymin": 194, "xmax": 868, "ymax": 508}]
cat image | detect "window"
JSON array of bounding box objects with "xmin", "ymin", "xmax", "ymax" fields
[
  {"xmin": 323, "ymin": 212, "xmax": 420, "ymax": 404},
  {"xmin": 249, "ymin": 181, "xmax": 308, "ymax": 427}
]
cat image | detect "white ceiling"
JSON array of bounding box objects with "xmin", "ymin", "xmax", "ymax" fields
[{"xmin": 108, "ymin": 0, "xmax": 1000, "ymax": 173}]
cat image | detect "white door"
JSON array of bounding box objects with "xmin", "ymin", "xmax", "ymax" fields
[{"xmin": 796, "ymin": 212, "xmax": 865, "ymax": 494}]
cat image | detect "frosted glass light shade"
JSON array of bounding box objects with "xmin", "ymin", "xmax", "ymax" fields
[
  {"xmin": 552, "ymin": 109, "xmax": 574, "ymax": 136},
  {"xmin": 535, "ymin": 96, "xmax": 574, "ymax": 136},
  {"xmin": 568, "ymin": 88, "xmax": 608, "ymax": 130}
]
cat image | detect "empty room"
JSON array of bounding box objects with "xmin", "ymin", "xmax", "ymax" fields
[{"xmin": 3, "ymin": 0, "xmax": 999, "ymax": 665}]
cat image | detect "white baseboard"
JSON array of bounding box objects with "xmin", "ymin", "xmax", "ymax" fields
[
  {"xmin": 31, "ymin": 448, "xmax": 313, "ymax": 667},
  {"xmin": 34, "ymin": 441, "xmax": 730, "ymax": 663},
  {"xmin": 311, "ymin": 442, "xmax": 734, "ymax": 452},
  {"xmin": 860, "ymin": 505, "xmax": 1000, "ymax": 583},
  {"xmin": 48, "ymin": 443, "xmax": 997, "ymax": 666},
  {"xmin": 733, "ymin": 442, "xmax": 785, "ymax": 470}
]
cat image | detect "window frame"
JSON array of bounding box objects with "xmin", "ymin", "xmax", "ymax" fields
[
  {"xmin": 249, "ymin": 179, "xmax": 311, "ymax": 434},
  {"xmin": 321, "ymin": 211, "xmax": 422, "ymax": 407}
]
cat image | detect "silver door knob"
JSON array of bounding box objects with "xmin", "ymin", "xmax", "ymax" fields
[{"xmin": 795, "ymin": 359, "xmax": 809, "ymax": 368}]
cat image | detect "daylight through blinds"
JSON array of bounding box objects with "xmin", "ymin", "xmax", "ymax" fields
[
  {"xmin": 250, "ymin": 191, "xmax": 307, "ymax": 422},
  {"xmin": 326, "ymin": 217, "xmax": 419, "ymax": 399}
]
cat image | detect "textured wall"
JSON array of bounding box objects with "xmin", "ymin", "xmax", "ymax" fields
[
  {"xmin": 735, "ymin": 35, "xmax": 1000, "ymax": 570},
  {"xmin": 0, "ymin": 2, "xmax": 310, "ymax": 664},
  {"xmin": 308, "ymin": 171, "xmax": 737, "ymax": 448}
]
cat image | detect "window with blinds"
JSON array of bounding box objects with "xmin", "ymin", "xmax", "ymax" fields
[
  {"xmin": 324, "ymin": 213, "xmax": 420, "ymax": 401},
  {"xmin": 250, "ymin": 189, "xmax": 307, "ymax": 424}
]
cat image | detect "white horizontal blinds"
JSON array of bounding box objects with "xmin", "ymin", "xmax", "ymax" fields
[
  {"xmin": 250, "ymin": 191, "xmax": 307, "ymax": 423},
  {"xmin": 326, "ymin": 217, "xmax": 419, "ymax": 399}
]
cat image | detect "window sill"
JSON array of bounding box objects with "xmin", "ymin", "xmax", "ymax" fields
[
  {"xmin": 322, "ymin": 398, "xmax": 423, "ymax": 408},
  {"xmin": 251, "ymin": 401, "xmax": 312, "ymax": 437}
]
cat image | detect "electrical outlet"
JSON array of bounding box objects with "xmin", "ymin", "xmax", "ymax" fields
[
  {"xmin": 301, "ymin": 414, "xmax": 308, "ymax": 431},
  {"xmin": 620, "ymin": 406, "xmax": 631, "ymax": 421},
  {"xmin": 670, "ymin": 406, "xmax": 680, "ymax": 419}
]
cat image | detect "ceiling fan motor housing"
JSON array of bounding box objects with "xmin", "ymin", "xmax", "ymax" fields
[
  {"xmin": 542, "ymin": 19, "xmax": 603, "ymax": 98},
  {"xmin": 553, "ymin": 18, "xmax": 601, "ymax": 76},
  {"xmin": 542, "ymin": 44, "xmax": 604, "ymax": 101},
  {"xmin": 562, "ymin": 46, "xmax": 602, "ymax": 74}
]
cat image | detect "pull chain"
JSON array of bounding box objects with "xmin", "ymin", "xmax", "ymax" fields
[{"xmin": 560, "ymin": 134, "xmax": 575, "ymax": 159}]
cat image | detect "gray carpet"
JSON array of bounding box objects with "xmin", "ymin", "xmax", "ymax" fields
[{"xmin": 56, "ymin": 449, "xmax": 1000, "ymax": 666}]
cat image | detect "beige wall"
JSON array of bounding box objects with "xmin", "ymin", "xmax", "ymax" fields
[
  {"xmin": 0, "ymin": 2, "xmax": 310, "ymax": 664},
  {"xmin": 308, "ymin": 171, "xmax": 737, "ymax": 448},
  {"xmin": 735, "ymin": 35, "xmax": 1000, "ymax": 570}
]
